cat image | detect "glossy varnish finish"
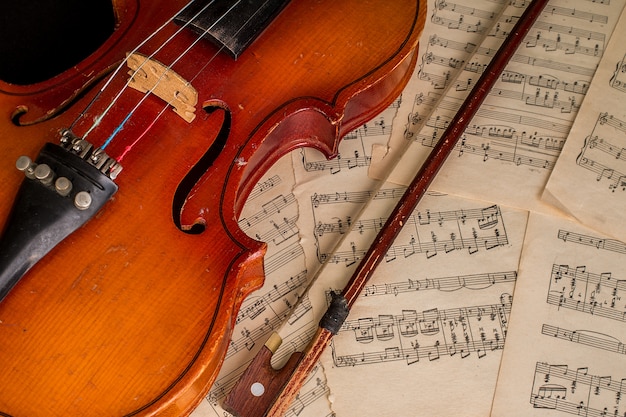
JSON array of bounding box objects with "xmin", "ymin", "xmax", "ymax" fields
[{"xmin": 0, "ymin": 1, "xmax": 425, "ymax": 416}]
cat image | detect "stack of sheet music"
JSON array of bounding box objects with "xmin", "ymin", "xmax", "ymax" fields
[{"xmin": 190, "ymin": 1, "xmax": 626, "ymax": 416}]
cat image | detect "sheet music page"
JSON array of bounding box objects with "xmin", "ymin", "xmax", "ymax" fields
[
  {"xmin": 263, "ymin": 13, "xmax": 526, "ymax": 410},
  {"xmin": 543, "ymin": 8, "xmax": 626, "ymax": 243},
  {"xmin": 371, "ymin": 0, "xmax": 626, "ymax": 215},
  {"xmin": 490, "ymin": 211, "xmax": 626, "ymax": 417},
  {"xmin": 187, "ymin": 154, "xmax": 319, "ymax": 417},
  {"xmin": 190, "ymin": 102, "xmax": 400, "ymax": 417},
  {"xmin": 317, "ymin": 192, "xmax": 528, "ymax": 417},
  {"xmin": 189, "ymin": 1, "xmax": 626, "ymax": 416},
  {"xmin": 369, "ymin": 0, "xmax": 507, "ymax": 180}
]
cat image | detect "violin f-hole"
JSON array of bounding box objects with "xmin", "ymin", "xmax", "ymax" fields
[{"xmin": 172, "ymin": 102, "xmax": 231, "ymax": 234}]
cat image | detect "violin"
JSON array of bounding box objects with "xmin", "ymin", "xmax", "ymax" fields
[{"xmin": 0, "ymin": 0, "xmax": 425, "ymax": 415}]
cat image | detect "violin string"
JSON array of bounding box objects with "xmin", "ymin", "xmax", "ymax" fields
[
  {"xmin": 76, "ymin": 0, "xmax": 220, "ymax": 139},
  {"xmin": 188, "ymin": 0, "xmax": 272, "ymax": 84},
  {"xmin": 111, "ymin": 0, "xmax": 273, "ymax": 160},
  {"xmin": 117, "ymin": 104, "xmax": 169, "ymax": 162},
  {"xmin": 98, "ymin": 0, "xmax": 243, "ymax": 150},
  {"xmin": 71, "ymin": 0, "xmax": 205, "ymax": 134}
]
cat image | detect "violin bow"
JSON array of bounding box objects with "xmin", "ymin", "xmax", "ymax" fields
[{"xmin": 224, "ymin": 0, "xmax": 549, "ymax": 415}]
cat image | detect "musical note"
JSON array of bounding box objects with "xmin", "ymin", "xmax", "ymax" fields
[
  {"xmin": 371, "ymin": 0, "xmax": 618, "ymax": 216},
  {"xmin": 543, "ymin": 12, "xmax": 626, "ymax": 242},
  {"xmin": 491, "ymin": 211, "xmax": 626, "ymax": 417},
  {"xmin": 193, "ymin": 1, "xmax": 626, "ymax": 416},
  {"xmin": 314, "ymin": 200, "xmax": 509, "ymax": 264},
  {"xmin": 568, "ymin": 113, "xmax": 626, "ymax": 193},
  {"xmin": 246, "ymin": 175, "xmax": 281, "ymax": 201},
  {"xmin": 547, "ymin": 264, "xmax": 626, "ymax": 322},
  {"xmin": 541, "ymin": 324, "xmax": 626, "ymax": 355},
  {"xmin": 300, "ymin": 104, "xmax": 398, "ymax": 174},
  {"xmin": 305, "ymin": 184, "xmax": 526, "ymax": 417},
  {"xmin": 238, "ymin": 193, "xmax": 297, "ymax": 232},
  {"xmin": 558, "ymin": 229, "xmax": 626, "ymax": 254},
  {"xmin": 330, "ymin": 295, "xmax": 511, "ymax": 367},
  {"xmin": 530, "ymin": 363, "xmax": 626, "ymax": 416}
]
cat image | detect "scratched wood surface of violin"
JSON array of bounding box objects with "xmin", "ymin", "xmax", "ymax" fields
[{"xmin": 0, "ymin": 1, "xmax": 425, "ymax": 416}]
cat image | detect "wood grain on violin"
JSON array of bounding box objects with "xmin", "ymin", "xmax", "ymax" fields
[{"xmin": 0, "ymin": 1, "xmax": 425, "ymax": 416}]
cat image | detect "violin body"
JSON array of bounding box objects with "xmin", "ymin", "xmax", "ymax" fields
[{"xmin": 0, "ymin": 1, "xmax": 425, "ymax": 416}]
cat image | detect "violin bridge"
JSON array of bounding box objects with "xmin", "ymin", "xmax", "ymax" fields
[{"xmin": 126, "ymin": 52, "xmax": 198, "ymax": 123}]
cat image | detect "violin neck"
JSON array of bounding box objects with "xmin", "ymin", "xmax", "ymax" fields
[{"xmin": 174, "ymin": 0, "xmax": 290, "ymax": 59}]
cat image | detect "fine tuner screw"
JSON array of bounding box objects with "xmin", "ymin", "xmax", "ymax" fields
[
  {"xmin": 34, "ymin": 163, "xmax": 55, "ymax": 186},
  {"xmin": 55, "ymin": 177, "xmax": 73, "ymax": 197},
  {"xmin": 15, "ymin": 154, "xmax": 90, "ymax": 209},
  {"xmin": 73, "ymin": 191, "xmax": 92, "ymax": 210},
  {"xmin": 15, "ymin": 155, "xmax": 36, "ymax": 179}
]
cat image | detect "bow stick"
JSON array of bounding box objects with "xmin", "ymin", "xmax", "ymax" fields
[{"xmin": 224, "ymin": 0, "xmax": 549, "ymax": 415}]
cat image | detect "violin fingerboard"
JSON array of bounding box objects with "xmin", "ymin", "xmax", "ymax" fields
[{"xmin": 174, "ymin": 0, "xmax": 290, "ymax": 59}]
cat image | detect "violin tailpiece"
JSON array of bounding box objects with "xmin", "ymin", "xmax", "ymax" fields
[{"xmin": 0, "ymin": 131, "xmax": 119, "ymax": 301}]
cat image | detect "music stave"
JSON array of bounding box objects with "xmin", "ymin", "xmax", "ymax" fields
[
  {"xmin": 361, "ymin": 270, "xmax": 517, "ymax": 297},
  {"xmin": 541, "ymin": 324, "xmax": 626, "ymax": 356},
  {"xmin": 331, "ymin": 297, "xmax": 511, "ymax": 366},
  {"xmin": 315, "ymin": 205, "xmax": 503, "ymax": 237},
  {"xmin": 315, "ymin": 200, "xmax": 508, "ymax": 264},
  {"xmin": 557, "ymin": 229, "xmax": 626, "ymax": 254},
  {"xmin": 238, "ymin": 193, "xmax": 297, "ymax": 231},
  {"xmin": 575, "ymin": 113, "xmax": 626, "ymax": 191},
  {"xmin": 310, "ymin": 187, "xmax": 406, "ymax": 208},
  {"xmin": 320, "ymin": 226, "xmax": 507, "ymax": 264},
  {"xmin": 548, "ymin": 264, "xmax": 626, "ymax": 322},
  {"xmin": 299, "ymin": 113, "xmax": 392, "ymax": 174},
  {"xmin": 531, "ymin": 362, "xmax": 626, "ymax": 416},
  {"xmin": 610, "ymin": 54, "xmax": 626, "ymax": 92}
]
